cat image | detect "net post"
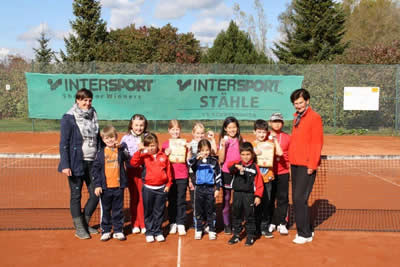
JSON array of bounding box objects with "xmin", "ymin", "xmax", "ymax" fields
[{"xmin": 396, "ymin": 64, "xmax": 399, "ymax": 134}]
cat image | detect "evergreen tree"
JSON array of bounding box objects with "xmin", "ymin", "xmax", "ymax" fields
[
  {"xmin": 33, "ymin": 32, "xmax": 54, "ymax": 72},
  {"xmin": 61, "ymin": 0, "xmax": 108, "ymax": 62},
  {"xmin": 202, "ymin": 21, "xmax": 270, "ymax": 64},
  {"xmin": 273, "ymin": 0, "xmax": 348, "ymax": 64}
]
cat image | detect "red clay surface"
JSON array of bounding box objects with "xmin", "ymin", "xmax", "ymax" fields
[{"xmin": 1, "ymin": 132, "xmax": 400, "ymax": 266}]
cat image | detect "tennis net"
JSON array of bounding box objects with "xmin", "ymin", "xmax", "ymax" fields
[{"xmin": 0, "ymin": 153, "xmax": 399, "ymax": 231}]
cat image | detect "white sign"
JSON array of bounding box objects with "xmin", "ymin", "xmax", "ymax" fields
[
  {"xmin": 5, "ymin": 84, "xmax": 10, "ymax": 91},
  {"xmin": 343, "ymin": 87, "xmax": 379, "ymax": 111}
]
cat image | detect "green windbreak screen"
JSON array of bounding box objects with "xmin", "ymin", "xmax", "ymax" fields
[{"xmin": 26, "ymin": 73, "xmax": 303, "ymax": 120}]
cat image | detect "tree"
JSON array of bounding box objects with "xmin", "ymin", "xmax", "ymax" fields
[
  {"xmin": 61, "ymin": 0, "xmax": 108, "ymax": 62},
  {"xmin": 273, "ymin": 0, "xmax": 348, "ymax": 63},
  {"xmin": 99, "ymin": 24, "xmax": 201, "ymax": 63},
  {"xmin": 233, "ymin": 0, "xmax": 268, "ymax": 55},
  {"xmin": 33, "ymin": 32, "xmax": 54, "ymax": 72},
  {"xmin": 342, "ymin": 0, "xmax": 400, "ymax": 48},
  {"xmin": 202, "ymin": 21, "xmax": 270, "ymax": 64}
]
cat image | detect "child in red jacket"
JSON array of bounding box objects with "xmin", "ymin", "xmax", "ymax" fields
[
  {"xmin": 130, "ymin": 133, "xmax": 172, "ymax": 243},
  {"xmin": 227, "ymin": 142, "xmax": 264, "ymax": 246}
]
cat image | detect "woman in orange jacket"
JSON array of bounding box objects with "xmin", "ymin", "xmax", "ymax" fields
[{"xmin": 288, "ymin": 88, "xmax": 323, "ymax": 245}]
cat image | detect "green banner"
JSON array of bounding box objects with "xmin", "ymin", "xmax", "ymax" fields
[{"xmin": 26, "ymin": 73, "xmax": 303, "ymax": 120}]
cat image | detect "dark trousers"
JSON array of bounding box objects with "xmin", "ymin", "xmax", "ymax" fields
[
  {"xmin": 271, "ymin": 173, "xmax": 290, "ymax": 225},
  {"xmin": 232, "ymin": 191, "xmax": 257, "ymax": 238},
  {"xmin": 67, "ymin": 160, "xmax": 99, "ymax": 219},
  {"xmin": 143, "ymin": 185, "xmax": 168, "ymax": 236},
  {"xmin": 256, "ymin": 182, "xmax": 272, "ymax": 233},
  {"xmin": 291, "ymin": 165, "xmax": 316, "ymax": 238},
  {"xmin": 100, "ymin": 187, "xmax": 124, "ymax": 233},
  {"xmin": 168, "ymin": 179, "xmax": 188, "ymax": 225},
  {"xmin": 194, "ymin": 185, "xmax": 216, "ymax": 232}
]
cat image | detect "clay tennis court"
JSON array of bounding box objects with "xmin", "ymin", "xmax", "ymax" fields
[{"xmin": 1, "ymin": 132, "xmax": 400, "ymax": 266}]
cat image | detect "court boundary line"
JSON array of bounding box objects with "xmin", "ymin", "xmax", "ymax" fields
[{"xmin": 177, "ymin": 236, "xmax": 182, "ymax": 267}]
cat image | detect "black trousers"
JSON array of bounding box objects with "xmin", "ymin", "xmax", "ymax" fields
[
  {"xmin": 100, "ymin": 187, "xmax": 124, "ymax": 233},
  {"xmin": 67, "ymin": 160, "xmax": 99, "ymax": 219},
  {"xmin": 271, "ymin": 173, "xmax": 290, "ymax": 225},
  {"xmin": 143, "ymin": 185, "xmax": 168, "ymax": 236},
  {"xmin": 168, "ymin": 179, "xmax": 188, "ymax": 225},
  {"xmin": 256, "ymin": 182, "xmax": 272, "ymax": 233},
  {"xmin": 194, "ymin": 185, "xmax": 216, "ymax": 232},
  {"xmin": 291, "ymin": 165, "xmax": 316, "ymax": 238},
  {"xmin": 232, "ymin": 191, "xmax": 257, "ymax": 238}
]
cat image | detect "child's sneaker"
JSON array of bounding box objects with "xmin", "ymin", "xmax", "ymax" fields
[
  {"xmin": 268, "ymin": 224, "xmax": 276, "ymax": 233},
  {"xmin": 132, "ymin": 227, "xmax": 140, "ymax": 234},
  {"xmin": 204, "ymin": 225, "xmax": 210, "ymax": 234},
  {"xmin": 228, "ymin": 235, "xmax": 240, "ymax": 245},
  {"xmin": 146, "ymin": 235, "xmax": 155, "ymax": 243},
  {"xmin": 292, "ymin": 235, "xmax": 313, "ymax": 244},
  {"xmin": 113, "ymin": 232, "xmax": 126, "ymax": 241},
  {"xmin": 141, "ymin": 228, "xmax": 146, "ymax": 234},
  {"xmin": 277, "ymin": 224, "xmax": 289, "ymax": 235},
  {"xmin": 177, "ymin": 224, "xmax": 186, "ymax": 236},
  {"xmin": 155, "ymin": 234, "xmax": 165, "ymax": 242},
  {"xmin": 208, "ymin": 231, "xmax": 217, "ymax": 240},
  {"xmin": 245, "ymin": 236, "xmax": 255, "ymax": 246},
  {"xmin": 194, "ymin": 231, "xmax": 202, "ymax": 240},
  {"xmin": 169, "ymin": 223, "xmax": 177, "ymax": 234},
  {"xmin": 100, "ymin": 232, "xmax": 112, "ymax": 241},
  {"xmin": 262, "ymin": 229, "xmax": 274, "ymax": 239}
]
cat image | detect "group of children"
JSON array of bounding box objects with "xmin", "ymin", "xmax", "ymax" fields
[{"xmin": 91, "ymin": 113, "xmax": 290, "ymax": 246}]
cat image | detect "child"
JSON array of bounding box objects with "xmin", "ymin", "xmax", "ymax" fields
[
  {"xmin": 130, "ymin": 133, "xmax": 172, "ymax": 243},
  {"xmin": 162, "ymin": 120, "xmax": 189, "ymax": 236},
  {"xmin": 252, "ymin": 119, "xmax": 283, "ymax": 238},
  {"xmin": 218, "ymin": 117, "xmax": 243, "ymax": 234},
  {"xmin": 227, "ymin": 142, "xmax": 264, "ymax": 246},
  {"xmin": 188, "ymin": 123, "xmax": 217, "ymax": 218},
  {"xmin": 92, "ymin": 125, "xmax": 130, "ymax": 241},
  {"xmin": 267, "ymin": 113, "xmax": 291, "ymax": 236},
  {"xmin": 187, "ymin": 139, "xmax": 221, "ymax": 240},
  {"xmin": 120, "ymin": 114, "xmax": 148, "ymax": 234}
]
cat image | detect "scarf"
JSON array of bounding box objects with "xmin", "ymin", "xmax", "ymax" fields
[
  {"xmin": 69, "ymin": 103, "xmax": 99, "ymax": 147},
  {"xmin": 294, "ymin": 105, "xmax": 309, "ymax": 128}
]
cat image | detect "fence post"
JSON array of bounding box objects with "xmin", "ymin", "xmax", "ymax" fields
[
  {"xmin": 31, "ymin": 119, "xmax": 35, "ymax": 132},
  {"xmin": 333, "ymin": 64, "xmax": 337, "ymax": 131},
  {"xmin": 396, "ymin": 65, "xmax": 400, "ymax": 134},
  {"xmin": 31, "ymin": 60, "xmax": 34, "ymax": 72},
  {"xmin": 91, "ymin": 61, "xmax": 96, "ymax": 73}
]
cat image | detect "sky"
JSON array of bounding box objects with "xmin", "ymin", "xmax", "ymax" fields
[{"xmin": 0, "ymin": 0, "xmax": 291, "ymax": 60}]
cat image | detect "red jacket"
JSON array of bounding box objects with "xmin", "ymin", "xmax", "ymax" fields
[
  {"xmin": 130, "ymin": 150, "xmax": 173, "ymax": 187},
  {"xmin": 288, "ymin": 107, "xmax": 323, "ymax": 170},
  {"xmin": 227, "ymin": 160, "xmax": 264, "ymax": 198},
  {"xmin": 270, "ymin": 131, "xmax": 291, "ymax": 175}
]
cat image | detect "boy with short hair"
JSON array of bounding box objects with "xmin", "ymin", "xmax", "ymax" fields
[
  {"xmin": 252, "ymin": 119, "xmax": 283, "ymax": 238},
  {"xmin": 92, "ymin": 125, "xmax": 130, "ymax": 241},
  {"xmin": 268, "ymin": 113, "xmax": 291, "ymax": 236}
]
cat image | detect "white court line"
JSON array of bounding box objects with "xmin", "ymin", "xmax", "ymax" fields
[
  {"xmin": 177, "ymin": 236, "xmax": 182, "ymax": 267},
  {"xmin": 342, "ymin": 161, "xmax": 400, "ymax": 188}
]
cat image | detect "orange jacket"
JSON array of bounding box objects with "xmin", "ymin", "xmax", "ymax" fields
[{"xmin": 288, "ymin": 107, "xmax": 323, "ymax": 170}]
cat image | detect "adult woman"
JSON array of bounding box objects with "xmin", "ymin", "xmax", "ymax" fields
[
  {"xmin": 58, "ymin": 88, "xmax": 100, "ymax": 239},
  {"xmin": 288, "ymin": 88, "xmax": 323, "ymax": 244}
]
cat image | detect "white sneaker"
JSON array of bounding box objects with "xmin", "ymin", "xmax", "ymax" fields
[
  {"xmin": 141, "ymin": 228, "xmax": 146, "ymax": 234},
  {"xmin": 146, "ymin": 235, "xmax": 155, "ymax": 243},
  {"xmin": 177, "ymin": 224, "xmax": 186, "ymax": 236},
  {"xmin": 292, "ymin": 235, "xmax": 313, "ymax": 244},
  {"xmin": 277, "ymin": 224, "xmax": 289, "ymax": 235},
  {"xmin": 113, "ymin": 232, "xmax": 126, "ymax": 241},
  {"xmin": 100, "ymin": 232, "xmax": 112, "ymax": 241},
  {"xmin": 132, "ymin": 227, "xmax": 140, "ymax": 234},
  {"xmin": 194, "ymin": 231, "xmax": 202, "ymax": 240},
  {"xmin": 268, "ymin": 224, "xmax": 276, "ymax": 233},
  {"xmin": 312, "ymin": 231, "xmax": 315, "ymax": 237},
  {"xmin": 169, "ymin": 223, "xmax": 177, "ymax": 234},
  {"xmin": 204, "ymin": 226, "xmax": 210, "ymax": 234},
  {"xmin": 155, "ymin": 234, "xmax": 165, "ymax": 242},
  {"xmin": 208, "ymin": 231, "xmax": 217, "ymax": 240}
]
